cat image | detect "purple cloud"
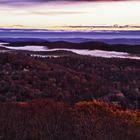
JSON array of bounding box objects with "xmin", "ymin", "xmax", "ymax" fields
[{"xmin": 0, "ymin": 0, "xmax": 133, "ymax": 7}]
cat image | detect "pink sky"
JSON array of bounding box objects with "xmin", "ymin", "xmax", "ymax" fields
[{"xmin": 0, "ymin": 0, "xmax": 139, "ymax": 29}]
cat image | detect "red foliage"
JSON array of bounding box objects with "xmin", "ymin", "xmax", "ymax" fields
[{"xmin": 0, "ymin": 99, "xmax": 139, "ymax": 140}]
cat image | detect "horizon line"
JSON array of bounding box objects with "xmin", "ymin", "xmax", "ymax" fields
[{"xmin": 0, "ymin": 25, "xmax": 140, "ymax": 31}]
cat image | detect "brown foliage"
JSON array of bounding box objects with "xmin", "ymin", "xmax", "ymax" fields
[{"xmin": 0, "ymin": 99, "xmax": 139, "ymax": 140}]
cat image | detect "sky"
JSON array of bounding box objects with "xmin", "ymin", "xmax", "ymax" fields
[{"xmin": 0, "ymin": 0, "xmax": 140, "ymax": 29}]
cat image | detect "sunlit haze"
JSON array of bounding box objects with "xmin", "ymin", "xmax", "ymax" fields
[{"xmin": 0, "ymin": 1, "xmax": 140, "ymax": 30}]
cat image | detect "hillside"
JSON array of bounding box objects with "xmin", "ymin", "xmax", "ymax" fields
[
  {"xmin": 0, "ymin": 53, "xmax": 139, "ymax": 109},
  {"xmin": 0, "ymin": 99, "xmax": 139, "ymax": 140},
  {"xmin": 0, "ymin": 52, "xmax": 139, "ymax": 139}
]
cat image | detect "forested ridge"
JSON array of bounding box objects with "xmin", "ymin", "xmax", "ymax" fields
[{"xmin": 0, "ymin": 52, "xmax": 139, "ymax": 140}]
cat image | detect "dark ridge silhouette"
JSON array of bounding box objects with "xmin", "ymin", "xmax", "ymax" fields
[{"xmin": 5, "ymin": 40, "xmax": 140, "ymax": 54}]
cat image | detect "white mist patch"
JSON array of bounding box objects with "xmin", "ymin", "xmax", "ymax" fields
[
  {"xmin": 71, "ymin": 49, "xmax": 140, "ymax": 60},
  {"xmin": 73, "ymin": 49, "xmax": 129, "ymax": 58},
  {"xmin": 44, "ymin": 48, "xmax": 128, "ymax": 57},
  {"xmin": 4, "ymin": 45, "xmax": 48, "ymax": 51},
  {"xmin": 2, "ymin": 45, "xmax": 140, "ymax": 60},
  {"xmin": 44, "ymin": 48, "xmax": 140, "ymax": 60},
  {"xmin": 0, "ymin": 42, "xmax": 9, "ymax": 46}
]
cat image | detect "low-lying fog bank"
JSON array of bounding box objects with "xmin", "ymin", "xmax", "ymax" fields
[{"xmin": 1, "ymin": 45, "xmax": 140, "ymax": 60}]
